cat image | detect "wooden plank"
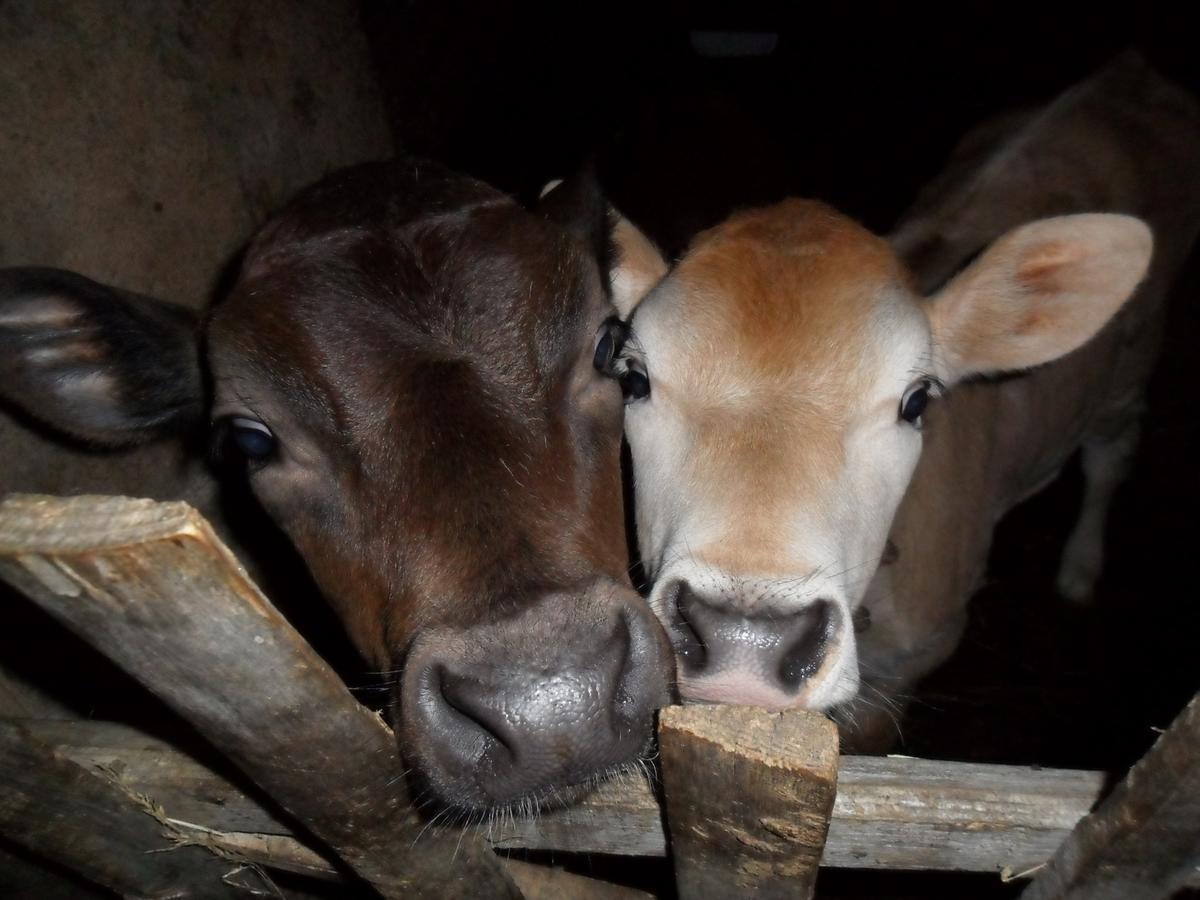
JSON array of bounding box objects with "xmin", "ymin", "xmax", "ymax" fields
[
  {"xmin": 0, "ymin": 719, "xmax": 261, "ymax": 897},
  {"xmin": 19, "ymin": 716, "xmax": 1133, "ymax": 879},
  {"xmin": 657, "ymin": 705, "xmax": 839, "ymax": 899},
  {"xmin": 0, "ymin": 494, "xmax": 518, "ymax": 900},
  {"xmin": 1023, "ymin": 693, "xmax": 1200, "ymax": 900},
  {"xmin": 826, "ymin": 755, "xmax": 1106, "ymax": 877}
]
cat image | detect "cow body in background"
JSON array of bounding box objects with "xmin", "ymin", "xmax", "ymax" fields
[
  {"xmin": 620, "ymin": 53, "xmax": 1200, "ymax": 749},
  {"xmin": 1, "ymin": 159, "xmax": 672, "ymax": 810}
]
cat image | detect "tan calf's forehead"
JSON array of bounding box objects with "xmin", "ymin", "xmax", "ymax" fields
[
  {"xmin": 634, "ymin": 202, "xmax": 917, "ymax": 569},
  {"xmin": 646, "ymin": 199, "xmax": 911, "ymax": 403}
]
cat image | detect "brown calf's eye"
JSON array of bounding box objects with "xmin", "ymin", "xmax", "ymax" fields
[
  {"xmin": 593, "ymin": 329, "xmax": 616, "ymax": 372},
  {"xmin": 223, "ymin": 417, "xmax": 277, "ymax": 463}
]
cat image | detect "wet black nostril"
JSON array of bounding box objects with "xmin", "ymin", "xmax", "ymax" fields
[
  {"xmin": 433, "ymin": 665, "xmax": 515, "ymax": 759},
  {"xmin": 609, "ymin": 608, "xmax": 639, "ymax": 710},
  {"xmin": 671, "ymin": 582, "xmax": 709, "ymax": 673},
  {"xmin": 778, "ymin": 600, "xmax": 835, "ymax": 691}
]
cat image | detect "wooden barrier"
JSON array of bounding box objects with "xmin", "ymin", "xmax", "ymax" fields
[
  {"xmin": 1023, "ymin": 693, "xmax": 1200, "ymax": 900},
  {"xmin": 1, "ymin": 493, "xmax": 1197, "ymax": 898},
  {"xmin": 0, "ymin": 494, "xmax": 516, "ymax": 899}
]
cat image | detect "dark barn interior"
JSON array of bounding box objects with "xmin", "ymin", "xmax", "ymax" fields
[{"xmin": 1, "ymin": 2, "xmax": 1198, "ymax": 898}]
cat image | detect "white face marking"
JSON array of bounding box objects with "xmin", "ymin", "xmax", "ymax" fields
[{"xmin": 624, "ymin": 237, "xmax": 935, "ymax": 711}]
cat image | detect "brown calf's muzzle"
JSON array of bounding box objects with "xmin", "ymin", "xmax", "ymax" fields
[{"xmin": 398, "ymin": 578, "xmax": 672, "ymax": 810}]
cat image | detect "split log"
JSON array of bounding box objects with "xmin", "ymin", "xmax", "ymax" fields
[
  {"xmin": 1022, "ymin": 692, "xmax": 1200, "ymax": 900},
  {"xmin": 0, "ymin": 494, "xmax": 517, "ymax": 899},
  {"xmin": 657, "ymin": 705, "xmax": 840, "ymax": 899},
  {"xmin": 0, "ymin": 719, "xmax": 264, "ymax": 897}
]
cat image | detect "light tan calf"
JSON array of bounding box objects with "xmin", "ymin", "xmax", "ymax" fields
[{"xmin": 620, "ymin": 53, "xmax": 1200, "ymax": 747}]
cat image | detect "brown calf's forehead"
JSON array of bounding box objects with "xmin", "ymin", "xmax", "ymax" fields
[{"xmin": 210, "ymin": 167, "xmax": 604, "ymax": 422}]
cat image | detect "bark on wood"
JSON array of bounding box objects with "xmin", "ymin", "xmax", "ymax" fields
[
  {"xmin": 1022, "ymin": 692, "xmax": 1200, "ymax": 900},
  {"xmin": 0, "ymin": 719, "xmax": 262, "ymax": 898},
  {"xmin": 0, "ymin": 494, "xmax": 517, "ymax": 899},
  {"xmin": 657, "ymin": 705, "xmax": 839, "ymax": 899}
]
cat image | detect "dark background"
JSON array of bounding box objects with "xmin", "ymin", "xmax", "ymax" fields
[{"xmin": 361, "ymin": 4, "xmax": 1200, "ymax": 895}]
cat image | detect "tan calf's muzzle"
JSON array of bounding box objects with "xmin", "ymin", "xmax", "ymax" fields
[{"xmin": 668, "ymin": 580, "xmax": 841, "ymax": 703}]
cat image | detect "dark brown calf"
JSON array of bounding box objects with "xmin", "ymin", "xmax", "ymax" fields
[{"xmin": 0, "ymin": 158, "xmax": 672, "ymax": 811}]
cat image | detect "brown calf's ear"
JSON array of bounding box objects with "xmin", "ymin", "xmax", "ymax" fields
[
  {"xmin": 539, "ymin": 177, "xmax": 668, "ymax": 317},
  {"xmin": 0, "ymin": 267, "xmax": 203, "ymax": 447},
  {"xmin": 537, "ymin": 167, "xmax": 613, "ymax": 276},
  {"xmin": 926, "ymin": 213, "xmax": 1153, "ymax": 384}
]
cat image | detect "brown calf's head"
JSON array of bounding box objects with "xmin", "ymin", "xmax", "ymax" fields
[
  {"xmin": 0, "ymin": 159, "xmax": 673, "ymax": 811},
  {"xmin": 621, "ymin": 199, "xmax": 1151, "ymax": 711}
]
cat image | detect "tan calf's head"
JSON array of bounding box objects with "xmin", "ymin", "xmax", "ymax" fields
[{"xmin": 623, "ymin": 200, "xmax": 1151, "ymax": 710}]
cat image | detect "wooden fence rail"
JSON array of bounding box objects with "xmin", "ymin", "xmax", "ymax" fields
[
  {"xmin": 0, "ymin": 494, "xmax": 516, "ymax": 899},
  {"xmin": 2, "ymin": 493, "xmax": 1197, "ymax": 899}
]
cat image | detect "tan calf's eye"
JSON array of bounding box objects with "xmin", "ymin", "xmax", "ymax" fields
[{"xmin": 899, "ymin": 380, "xmax": 936, "ymax": 426}]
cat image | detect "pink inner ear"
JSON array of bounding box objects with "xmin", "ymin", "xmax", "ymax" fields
[{"xmin": 1016, "ymin": 240, "xmax": 1084, "ymax": 292}]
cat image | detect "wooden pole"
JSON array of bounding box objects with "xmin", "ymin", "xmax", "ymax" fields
[
  {"xmin": 657, "ymin": 705, "xmax": 839, "ymax": 899},
  {"xmin": 0, "ymin": 494, "xmax": 518, "ymax": 900},
  {"xmin": 1022, "ymin": 692, "xmax": 1200, "ymax": 900}
]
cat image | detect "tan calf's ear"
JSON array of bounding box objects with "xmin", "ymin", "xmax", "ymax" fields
[
  {"xmin": 609, "ymin": 211, "xmax": 668, "ymax": 317},
  {"xmin": 927, "ymin": 214, "xmax": 1152, "ymax": 383}
]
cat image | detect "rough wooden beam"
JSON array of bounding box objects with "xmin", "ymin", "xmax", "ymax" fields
[
  {"xmin": 0, "ymin": 719, "xmax": 264, "ymax": 897},
  {"xmin": 23, "ymin": 719, "xmax": 294, "ymax": 838},
  {"xmin": 10, "ymin": 727, "xmax": 651, "ymax": 896},
  {"xmin": 827, "ymin": 755, "xmax": 1106, "ymax": 877},
  {"xmin": 20, "ymin": 716, "xmax": 1133, "ymax": 880},
  {"xmin": 1023, "ymin": 693, "xmax": 1200, "ymax": 900},
  {"xmin": 491, "ymin": 753, "xmax": 1109, "ymax": 878},
  {"xmin": 0, "ymin": 494, "xmax": 517, "ymax": 900},
  {"xmin": 657, "ymin": 705, "xmax": 839, "ymax": 899}
]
